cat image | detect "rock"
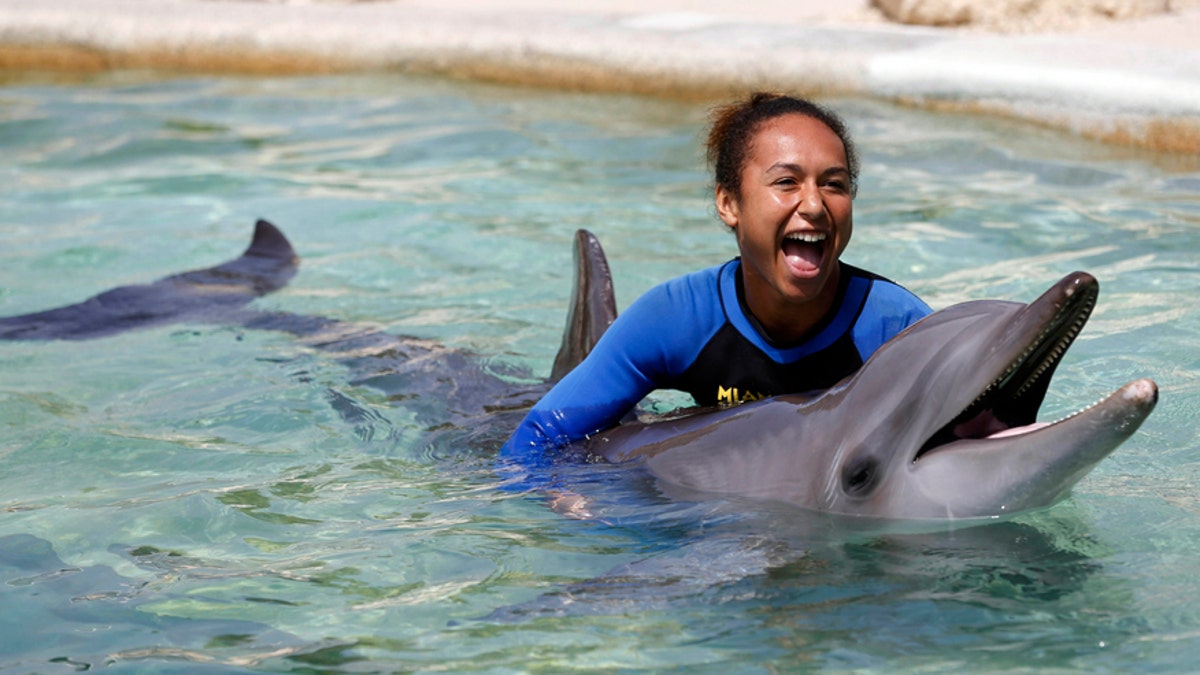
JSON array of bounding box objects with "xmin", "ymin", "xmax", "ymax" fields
[{"xmin": 870, "ymin": 0, "xmax": 1178, "ymax": 31}]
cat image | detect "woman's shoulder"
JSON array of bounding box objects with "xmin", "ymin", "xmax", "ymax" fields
[
  {"xmin": 843, "ymin": 263, "xmax": 929, "ymax": 314},
  {"xmin": 615, "ymin": 260, "xmax": 736, "ymax": 348},
  {"xmin": 637, "ymin": 259, "xmax": 735, "ymax": 306}
]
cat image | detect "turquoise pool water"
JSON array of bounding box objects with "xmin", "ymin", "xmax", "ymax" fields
[{"xmin": 1, "ymin": 72, "xmax": 1199, "ymax": 672}]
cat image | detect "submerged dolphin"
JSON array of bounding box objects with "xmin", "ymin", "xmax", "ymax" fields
[
  {"xmin": 0, "ymin": 221, "xmax": 1157, "ymax": 520},
  {"xmin": 0, "ymin": 220, "xmax": 297, "ymax": 340},
  {"xmin": 589, "ymin": 272, "xmax": 1158, "ymax": 520},
  {"xmin": 0, "ymin": 220, "xmax": 613, "ymax": 448}
]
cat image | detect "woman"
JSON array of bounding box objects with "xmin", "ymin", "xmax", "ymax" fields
[{"xmin": 502, "ymin": 93, "xmax": 930, "ymax": 465}]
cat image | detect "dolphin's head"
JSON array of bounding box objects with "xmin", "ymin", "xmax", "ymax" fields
[{"xmin": 823, "ymin": 271, "xmax": 1157, "ymax": 520}]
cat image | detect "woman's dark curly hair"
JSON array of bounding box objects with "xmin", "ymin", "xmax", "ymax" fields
[{"xmin": 706, "ymin": 92, "xmax": 859, "ymax": 201}]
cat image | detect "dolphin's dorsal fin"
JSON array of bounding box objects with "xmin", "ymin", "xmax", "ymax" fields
[
  {"xmin": 189, "ymin": 218, "xmax": 299, "ymax": 294},
  {"xmin": 245, "ymin": 219, "xmax": 298, "ymax": 262},
  {"xmin": 550, "ymin": 229, "xmax": 618, "ymax": 382}
]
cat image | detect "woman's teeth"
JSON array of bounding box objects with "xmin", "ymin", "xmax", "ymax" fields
[
  {"xmin": 784, "ymin": 232, "xmax": 827, "ymax": 244},
  {"xmin": 782, "ymin": 232, "xmax": 826, "ymax": 271}
]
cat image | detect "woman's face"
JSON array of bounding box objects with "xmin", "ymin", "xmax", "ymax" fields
[{"xmin": 716, "ymin": 113, "xmax": 854, "ymax": 321}]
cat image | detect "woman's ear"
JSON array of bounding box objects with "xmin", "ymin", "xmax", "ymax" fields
[{"xmin": 715, "ymin": 185, "xmax": 739, "ymax": 230}]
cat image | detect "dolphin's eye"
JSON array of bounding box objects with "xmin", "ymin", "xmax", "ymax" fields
[{"xmin": 842, "ymin": 457, "xmax": 880, "ymax": 497}]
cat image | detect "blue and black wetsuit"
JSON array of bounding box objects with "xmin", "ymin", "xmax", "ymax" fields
[{"xmin": 501, "ymin": 259, "xmax": 930, "ymax": 466}]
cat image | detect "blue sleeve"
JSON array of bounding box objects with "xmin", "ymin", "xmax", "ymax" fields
[
  {"xmin": 499, "ymin": 270, "xmax": 724, "ymax": 477},
  {"xmin": 851, "ymin": 281, "xmax": 932, "ymax": 360}
]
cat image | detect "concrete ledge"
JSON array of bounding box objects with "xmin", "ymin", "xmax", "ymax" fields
[{"xmin": 1, "ymin": 0, "xmax": 1198, "ymax": 154}]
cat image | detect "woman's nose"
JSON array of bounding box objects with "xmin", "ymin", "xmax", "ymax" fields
[{"xmin": 795, "ymin": 183, "xmax": 823, "ymax": 219}]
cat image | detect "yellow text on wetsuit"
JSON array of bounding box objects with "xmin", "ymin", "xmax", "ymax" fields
[{"xmin": 717, "ymin": 385, "xmax": 767, "ymax": 407}]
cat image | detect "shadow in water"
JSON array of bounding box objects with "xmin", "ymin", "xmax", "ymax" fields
[{"xmin": 481, "ymin": 505, "xmax": 1135, "ymax": 643}]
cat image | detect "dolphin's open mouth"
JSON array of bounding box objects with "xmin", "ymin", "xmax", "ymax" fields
[{"xmin": 916, "ymin": 274, "xmax": 1099, "ymax": 459}]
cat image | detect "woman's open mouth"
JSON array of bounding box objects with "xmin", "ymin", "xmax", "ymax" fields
[{"xmin": 782, "ymin": 231, "xmax": 827, "ymax": 276}]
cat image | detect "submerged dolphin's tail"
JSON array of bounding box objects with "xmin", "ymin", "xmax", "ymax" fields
[
  {"xmin": 0, "ymin": 219, "xmax": 299, "ymax": 341},
  {"xmin": 550, "ymin": 229, "xmax": 618, "ymax": 382}
]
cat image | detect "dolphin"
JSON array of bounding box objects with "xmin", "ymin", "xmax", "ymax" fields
[
  {"xmin": 0, "ymin": 221, "xmax": 1157, "ymax": 521},
  {"xmin": 0, "ymin": 221, "xmax": 614, "ymax": 448},
  {"xmin": 588, "ymin": 272, "xmax": 1159, "ymax": 520},
  {"xmin": 0, "ymin": 219, "xmax": 297, "ymax": 340}
]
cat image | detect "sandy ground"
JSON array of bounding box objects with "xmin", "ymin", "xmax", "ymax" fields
[{"xmin": 0, "ymin": 0, "xmax": 1197, "ymax": 154}]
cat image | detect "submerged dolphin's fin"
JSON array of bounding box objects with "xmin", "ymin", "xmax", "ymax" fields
[
  {"xmin": 245, "ymin": 218, "xmax": 297, "ymax": 263},
  {"xmin": 550, "ymin": 229, "xmax": 618, "ymax": 382},
  {"xmin": 0, "ymin": 219, "xmax": 298, "ymax": 340},
  {"xmin": 166, "ymin": 219, "xmax": 298, "ymax": 296}
]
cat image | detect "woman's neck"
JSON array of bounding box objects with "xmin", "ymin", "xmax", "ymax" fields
[{"xmin": 739, "ymin": 262, "xmax": 843, "ymax": 346}]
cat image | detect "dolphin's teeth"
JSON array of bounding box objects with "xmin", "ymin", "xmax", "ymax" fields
[
  {"xmin": 1046, "ymin": 392, "xmax": 1105, "ymax": 427},
  {"xmin": 1011, "ymin": 294, "xmax": 1093, "ymax": 399}
]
